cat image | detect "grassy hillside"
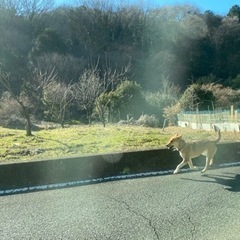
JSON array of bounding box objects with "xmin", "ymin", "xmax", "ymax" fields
[{"xmin": 0, "ymin": 124, "xmax": 239, "ymax": 163}]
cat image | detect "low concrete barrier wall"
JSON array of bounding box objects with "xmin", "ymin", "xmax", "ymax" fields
[{"xmin": 0, "ymin": 142, "xmax": 240, "ymax": 190}]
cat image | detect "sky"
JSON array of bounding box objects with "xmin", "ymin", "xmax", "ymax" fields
[
  {"xmin": 55, "ymin": 0, "xmax": 240, "ymax": 15},
  {"xmin": 161, "ymin": 0, "xmax": 240, "ymax": 15}
]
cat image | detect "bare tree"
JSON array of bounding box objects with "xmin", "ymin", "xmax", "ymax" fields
[
  {"xmin": 101, "ymin": 55, "xmax": 131, "ymax": 91},
  {"xmin": 0, "ymin": 66, "xmax": 58, "ymax": 135},
  {"xmin": 35, "ymin": 53, "xmax": 85, "ymax": 84},
  {"xmin": 73, "ymin": 69, "xmax": 103, "ymax": 124},
  {"xmin": 44, "ymin": 81, "xmax": 74, "ymax": 127},
  {"xmin": 73, "ymin": 57, "xmax": 131, "ymax": 126},
  {"xmin": 0, "ymin": 70, "xmax": 33, "ymax": 135},
  {"xmin": 94, "ymin": 93, "xmax": 111, "ymax": 127},
  {"xmin": 95, "ymin": 57, "xmax": 131, "ymax": 125},
  {"xmin": 0, "ymin": 0, "xmax": 54, "ymax": 19},
  {"xmin": 28, "ymin": 65, "xmax": 74, "ymax": 128},
  {"xmin": 21, "ymin": 0, "xmax": 54, "ymax": 18}
]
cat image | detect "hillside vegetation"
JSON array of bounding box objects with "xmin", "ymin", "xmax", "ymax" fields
[{"xmin": 1, "ymin": 2, "xmax": 240, "ymax": 136}]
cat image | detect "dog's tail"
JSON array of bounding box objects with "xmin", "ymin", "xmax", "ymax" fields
[{"xmin": 213, "ymin": 125, "xmax": 221, "ymax": 143}]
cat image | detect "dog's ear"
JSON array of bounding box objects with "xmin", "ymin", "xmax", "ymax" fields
[{"xmin": 213, "ymin": 125, "xmax": 219, "ymax": 132}]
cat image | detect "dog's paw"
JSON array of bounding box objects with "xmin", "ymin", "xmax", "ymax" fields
[{"xmin": 173, "ymin": 170, "xmax": 179, "ymax": 174}]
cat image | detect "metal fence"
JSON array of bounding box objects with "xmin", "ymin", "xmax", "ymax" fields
[{"xmin": 177, "ymin": 107, "xmax": 240, "ymax": 131}]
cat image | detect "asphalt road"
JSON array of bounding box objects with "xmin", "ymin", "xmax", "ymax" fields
[{"xmin": 0, "ymin": 165, "xmax": 240, "ymax": 240}]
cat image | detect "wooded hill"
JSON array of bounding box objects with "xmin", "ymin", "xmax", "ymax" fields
[{"xmin": 1, "ymin": 0, "xmax": 240, "ymax": 134}]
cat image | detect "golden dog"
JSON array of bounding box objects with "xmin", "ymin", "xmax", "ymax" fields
[{"xmin": 166, "ymin": 127, "xmax": 221, "ymax": 174}]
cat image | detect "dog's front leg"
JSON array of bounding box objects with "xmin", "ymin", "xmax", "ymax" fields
[
  {"xmin": 188, "ymin": 159, "xmax": 194, "ymax": 168},
  {"xmin": 173, "ymin": 159, "xmax": 188, "ymax": 174},
  {"xmin": 188, "ymin": 159, "xmax": 197, "ymax": 169}
]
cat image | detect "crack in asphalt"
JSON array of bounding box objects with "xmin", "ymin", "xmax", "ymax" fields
[
  {"xmin": 111, "ymin": 197, "xmax": 160, "ymax": 240},
  {"xmin": 186, "ymin": 214, "xmax": 196, "ymax": 239},
  {"xmin": 174, "ymin": 190, "xmax": 199, "ymax": 239}
]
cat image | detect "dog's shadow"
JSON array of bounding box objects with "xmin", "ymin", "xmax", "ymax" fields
[{"xmin": 182, "ymin": 172, "xmax": 240, "ymax": 192}]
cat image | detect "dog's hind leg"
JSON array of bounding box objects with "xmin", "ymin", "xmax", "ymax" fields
[
  {"xmin": 202, "ymin": 157, "xmax": 211, "ymax": 173},
  {"xmin": 209, "ymin": 147, "xmax": 217, "ymax": 166},
  {"xmin": 210, "ymin": 158, "xmax": 214, "ymax": 165},
  {"xmin": 174, "ymin": 159, "xmax": 188, "ymax": 174},
  {"xmin": 202, "ymin": 147, "xmax": 217, "ymax": 173}
]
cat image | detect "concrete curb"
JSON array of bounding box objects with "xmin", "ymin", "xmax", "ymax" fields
[{"xmin": 0, "ymin": 142, "xmax": 240, "ymax": 190}]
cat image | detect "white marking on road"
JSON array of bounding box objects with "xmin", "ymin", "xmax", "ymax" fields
[{"xmin": 1, "ymin": 162, "xmax": 240, "ymax": 196}]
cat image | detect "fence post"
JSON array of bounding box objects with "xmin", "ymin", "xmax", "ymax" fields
[{"xmin": 231, "ymin": 105, "xmax": 234, "ymax": 121}]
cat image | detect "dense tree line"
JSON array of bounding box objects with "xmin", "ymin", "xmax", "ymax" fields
[{"xmin": 1, "ymin": 0, "xmax": 240, "ymax": 134}]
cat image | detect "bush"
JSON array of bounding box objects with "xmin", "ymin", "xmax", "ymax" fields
[
  {"xmin": 180, "ymin": 83, "xmax": 216, "ymax": 111},
  {"xmin": 0, "ymin": 93, "xmax": 22, "ymax": 126},
  {"xmin": 97, "ymin": 81, "xmax": 146, "ymax": 122},
  {"xmin": 136, "ymin": 114, "xmax": 159, "ymax": 127},
  {"xmin": 143, "ymin": 78, "xmax": 180, "ymax": 123},
  {"xmin": 114, "ymin": 81, "xmax": 145, "ymax": 119},
  {"xmin": 163, "ymin": 102, "xmax": 181, "ymax": 126},
  {"xmin": 201, "ymin": 83, "xmax": 240, "ymax": 109}
]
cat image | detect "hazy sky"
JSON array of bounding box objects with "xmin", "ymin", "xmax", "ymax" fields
[
  {"xmin": 55, "ymin": 0, "xmax": 240, "ymax": 15},
  {"xmin": 169, "ymin": 0, "xmax": 240, "ymax": 15}
]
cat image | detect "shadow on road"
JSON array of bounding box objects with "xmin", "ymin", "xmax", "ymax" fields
[{"xmin": 182, "ymin": 172, "xmax": 240, "ymax": 192}]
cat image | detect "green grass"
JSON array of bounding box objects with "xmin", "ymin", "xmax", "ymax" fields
[{"xmin": 0, "ymin": 124, "xmax": 239, "ymax": 163}]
